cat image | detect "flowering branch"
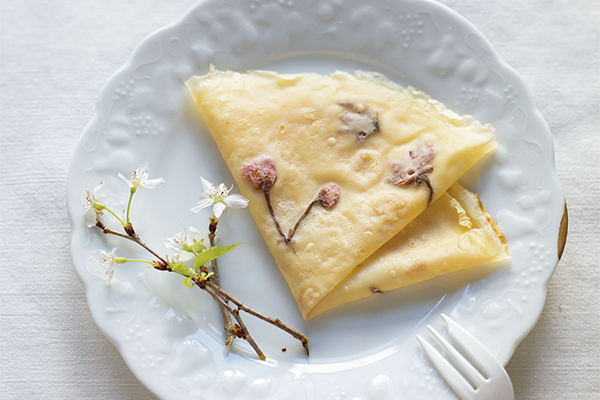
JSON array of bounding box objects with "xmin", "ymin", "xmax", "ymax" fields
[
  {"xmin": 84, "ymin": 163, "xmax": 309, "ymax": 360},
  {"xmin": 190, "ymin": 177, "xmax": 250, "ymax": 349}
]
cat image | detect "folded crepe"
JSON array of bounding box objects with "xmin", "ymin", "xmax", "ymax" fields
[
  {"xmin": 310, "ymin": 182, "xmax": 509, "ymax": 318},
  {"xmin": 186, "ymin": 67, "xmax": 502, "ymax": 319}
]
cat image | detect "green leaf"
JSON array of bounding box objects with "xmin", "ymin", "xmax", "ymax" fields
[
  {"xmin": 171, "ymin": 262, "xmax": 189, "ymax": 276},
  {"xmin": 193, "ymin": 243, "xmax": 241, "ymax": 271},
  {"xmin": 182, "ymin": 277, "xmax": 194, "ymax": 288}
]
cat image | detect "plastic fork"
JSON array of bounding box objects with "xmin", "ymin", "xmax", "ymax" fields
[{"xmin": 416, "ymin": 314, "xmax": 514, "ymax": 400}]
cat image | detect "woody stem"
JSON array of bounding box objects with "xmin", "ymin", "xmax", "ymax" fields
[
  {"xmin": 201, "ymin": 283, "xmax": 266, "ymax": 361},
  {"xmin": 208, "ymin": 218, "xmax": 237, "ymax": 349},
  {"xmin": 96, "ymin": 221, "xmax": 168, "ymax": 267},
  {"xmin": 206, "ymin": 280, "xmax": 309, "ymax": 356}
]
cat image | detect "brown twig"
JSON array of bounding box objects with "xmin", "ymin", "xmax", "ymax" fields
[
  {"xmin": 96, "ymin": 221, "xmax": 169, "ymax": 267},
  {"xmin": 207, "ymin": 218, "xmax": 237, "ymax": 349},
  {"xmin": 206, "ymin": 280, "xmax": 310, "ymax": 356},
  {"xmin": 199, "ymin": 282, "xmax": 266, "ymax": 360}
]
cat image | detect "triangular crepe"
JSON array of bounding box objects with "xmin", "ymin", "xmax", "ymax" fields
[
  {"xmin": 310, "ymin": 183, "xmax": 510, "ymax": 318},
  {"xmin": 186, "ymin": 68, "xmax": 498, "ymax": 319}
]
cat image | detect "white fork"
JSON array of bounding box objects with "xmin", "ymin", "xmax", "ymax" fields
[{"xmin": 416, "ymin": 314, "xmax": 514, "ymax": 400}]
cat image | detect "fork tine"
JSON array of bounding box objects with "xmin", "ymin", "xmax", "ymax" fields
[
  {"xmin": 426, "ymin": 324, "xmax": 487, "ymax": 388},
  {"xmin": 416, "ymin": 334, "xmax": 476, "ymax": 399},
  {"xmin": 441, "ymin": 314, "xmax": 506, "ymax": 377}
]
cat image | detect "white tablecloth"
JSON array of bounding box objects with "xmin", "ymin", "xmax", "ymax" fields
[{"xmin": 1, "ymin": 1, "xmax": 598, "ymax": 398}]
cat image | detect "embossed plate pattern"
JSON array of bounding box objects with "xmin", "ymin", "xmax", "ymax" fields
[{"xmin": 67, "ymin": 0, "xmax": 564, "ymax": 398}]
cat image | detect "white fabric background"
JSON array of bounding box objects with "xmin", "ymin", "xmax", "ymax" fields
[{"xmin": 1, "ymin": 0, "xmax": 598, "ymax": 399}]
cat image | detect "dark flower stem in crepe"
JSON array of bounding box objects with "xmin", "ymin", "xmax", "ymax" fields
[
  {"xmin": 263, "ymin": 188, "xmax": 287, "ymax": 240},
  {"xmin": 242, "ymin": 157, "xmax": 340, "ymax": 245},
  {"xmin": 286, "ymin": 183, "xmax": 340, "ymax": 244}
]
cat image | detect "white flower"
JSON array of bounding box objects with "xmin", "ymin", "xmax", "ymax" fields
[
  {"xmin": 89, "ymin": 248, "xmax": 119, "ymax": 282},
  {"xmin": 118, "ymin": 162, "xmax": 165, "ymax": 190},
  {"xmin": 165, "ymin": 221, "xmax": 204, "ymax": 262},
  {"xmin": 191, "ymin": 177, "xmax": 249, "ymax": 218},
  {"xmin": 83, "ymin": 182, "xmax": 104, "ymax": 228}
]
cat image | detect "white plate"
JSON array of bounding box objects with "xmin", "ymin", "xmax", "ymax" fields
[{"xmin": 67, "ymin": 0, "xmax": 565, "ymax": 398}]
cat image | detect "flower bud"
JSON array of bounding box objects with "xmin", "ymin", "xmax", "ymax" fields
[
  {"xmin": 318, "ymin": 183, "xmax": 340, "ymax": 209},
  {"xmin": 240, "ymin": 156, "xmax": 278, "ymax": 191}
]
